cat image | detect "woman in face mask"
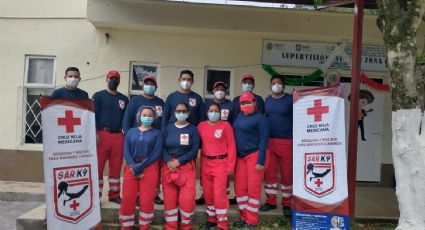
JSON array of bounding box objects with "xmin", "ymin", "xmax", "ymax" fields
[
  {"xmin": 197, "ymin": 103, "xmax": 236, "ymax": 230},
  {"xmin": 119, "ymin": 106, "xmax": 164, "ymax": 230},
  {"xmin": 232, "ymin": 92, "xmax": 270, "ymax": 229},
  {"xmin": 203, "ymin": 81, "xmax": 235, "ymax": 125},
  {"xmin": 162, "ymin": 102, "xmax": 200, "ymax": 230}
]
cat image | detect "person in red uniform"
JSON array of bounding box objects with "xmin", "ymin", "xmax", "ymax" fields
[
  {"xmin": 198, "ymin": 103, "xmax": 236, "ymax": 230},
  {"xmin": 232, "ymin": 92, "xmax": 269, "ymax": 228},
  {"xmin": 92, "ymin": 70, "xmax": 129, "ymax": 204},
  {"xmin": 260, "ymin": 75, "xmax": 294, "ymax": 217},
  {"xmin": 119, "ymin": 106, "xmax": 163, "ymax": 230},
  {"xmin": 162, "ymin": 102, "xmax": 200, "ymax": 230}
]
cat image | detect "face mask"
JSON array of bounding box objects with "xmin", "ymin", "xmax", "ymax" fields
[
  {"xmin": 213, "ymin": 90, "xmax": 225, "ymax": 100},
  {"xmin": 140, "ymin": 116, "xmax": 154, "ymax": 126},
  {"xmin": 175, "ymin": 112, "xmax": 189, "ymax": 121},
  {"xmin": 242, "ymin": 83, "xmax": 253, "ymax": 92},
  {"xmin": 107, "ymin": 78, "xmax": 120, "ymax": 90},
  {"xmin": 271, "ymin": 84, "xmax": 283, "ymax": 94},
  {"xmin": 66, "ymin": 77, "xmax": 80, "ymax": 88},
  {"xmin": 241, "ymin": 104, "xmax": 255, "ymax": 114},
  {"xmin": 180, "ymin": 80, "xmax": 192, "ymax": 90},
  {"xmin": 143, "ymin": 85, "xmax": 156, "ymax": 95},
  {"xmin": 207, "ymin": 112, "xmax": 220, "ymax": 122}
]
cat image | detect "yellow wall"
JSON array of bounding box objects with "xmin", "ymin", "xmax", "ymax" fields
[{"xmin": 2, "ymin": 0, "xmax": 423, "ymax": 164}]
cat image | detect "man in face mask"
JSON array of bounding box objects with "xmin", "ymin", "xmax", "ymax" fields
[
  {"xmin": 161, "ymin": 69, "xmax": 205, "ymax": 130},
  {"xmin": 121, "ymin": 75, "xmax": 165, "ymax": 204},
  {"xmin": 232, "ymin": 73, "xmax": 265, "ymax": 121},
  {"xmin": 92, "ymin": 70, "xmax": 129, "ymax": 204},
  {"xmin": 204, "ymin": 81, "xmax": 235, "ymax": 124},
  {"xmin": 260, "ymin": 74, "xmax": 294, "ymax": 217},
  {"xmin": 50, "ymin": 67, "xmax": 89, "ymax": 99}
]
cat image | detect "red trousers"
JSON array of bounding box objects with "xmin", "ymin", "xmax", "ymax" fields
[
  {"xmin": 162, "ymin": 161, "xmax": 196, "ymax": 230},
  {"xmin": 234, "ymin": 152, "xmax": 265, "ymax": 225},
  {"xmin": 119, "ymin": 163, "xmax": 158, "ymax": 230},
  {"xmin": 96, "ymin": 130, "xmax": 124, "ymax": 199},
  {"xmin": 264, "ymin": 138, "xmax": 293, "ymax": 207},
  {"xmin": 201, "ymin": 157, "xmax": 229, "ymax": 230}
]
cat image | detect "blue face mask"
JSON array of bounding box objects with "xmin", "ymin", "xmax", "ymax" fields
[
  {"xmin": 175, "ymin": 112, "xmax": 189, "ymax": 121},
  {"xmin": 242, "ymin": 83, "xmax": 253, "ymax": 92},
  {"xmin": 143, "ymin": 85, "xmax": 156, "ymax": 95},
  {"xmin": 140, "ymin": 116, "xmax": 154, "ymax": 126},
  {"xmin": 207, "ymin": 112, "xmax": 220, "ymax": 122}
]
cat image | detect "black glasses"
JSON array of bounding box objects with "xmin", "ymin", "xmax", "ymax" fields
[{"xmin": 175, "ymin": 110, "xmax": 188, "ymax": 113}]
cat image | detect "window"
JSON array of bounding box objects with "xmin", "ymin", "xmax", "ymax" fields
[
  {"xmin": 204, "ymin": 67, "xmax": 233, "ymax": 99},
  {"xmin": 129, "ymin": 62, "xmax": 160, "ymax": 96},
  {"xmin": 23, "ymin": 55, "xmax": 56, "ymax": 144}
]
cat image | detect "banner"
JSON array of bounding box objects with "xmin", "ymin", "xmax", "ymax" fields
[
  {"xmin": 41, "ymin": 97, "xmax": 101, "ymax": 230},
  {"xmin": 292, "ymin": 85, "xmax": 349, "ymax": 230}
]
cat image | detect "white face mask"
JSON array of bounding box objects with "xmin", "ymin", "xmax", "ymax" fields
[
  {"xmin": 214, "ymin": 90, "xmax": 225, "ymax": 100},
  {"xmin": 242, "ymin": 83, "xmax": 253, "ymax": 92},
  {"xmin": 180, "ymin": 80, "xmax": 192, "ymax": 90},
  {"xmin": 66, "ymin": 77, "xmax": 80, "ymax": 88},
  {"xmin": 271, "ymin": 84, "xmax": 283, "ymax": 94}
]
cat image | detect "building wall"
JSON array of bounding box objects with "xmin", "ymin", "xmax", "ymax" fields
[{"xmin": 2, "ymin": 0, "xmax": 423, "ymax": 181}]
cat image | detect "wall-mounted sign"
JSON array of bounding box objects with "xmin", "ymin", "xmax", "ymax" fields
[{"xmin": 262, "ymin": 40, "xmax": 388, "ymax": 72}]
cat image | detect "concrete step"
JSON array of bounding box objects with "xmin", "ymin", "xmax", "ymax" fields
[{"xmin": 0, "ymin": 180, "xmax": 44, "ymax": 202}]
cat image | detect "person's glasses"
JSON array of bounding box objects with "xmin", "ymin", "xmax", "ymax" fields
[{"xmin": 175, "ymin": 110, "xmax": 188, "ymax": 113}]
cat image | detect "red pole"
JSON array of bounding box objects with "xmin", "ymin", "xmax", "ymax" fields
[{"xmin": 348, "ymin": 0, "xmax": 364, "ymax": 219}]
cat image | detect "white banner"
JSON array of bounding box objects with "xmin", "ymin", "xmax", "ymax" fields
[
  {"xmin": 262, "ymin": 40, "xmax": 387, "ymax": 72},
  {"xmin": 41, "ymin": 98, "xmax": 101, "ymax": 230},
  {"xmin": 292, "ymin": 85, "xmax": 349, "ymax": 229}
]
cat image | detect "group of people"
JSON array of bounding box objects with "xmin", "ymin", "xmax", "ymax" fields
[{"xmin": 51, "ymin": 67, "xmax": 293, "ymax": 230}]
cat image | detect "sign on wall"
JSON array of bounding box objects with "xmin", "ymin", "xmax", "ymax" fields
[
  {"xmin": 292, "ymin": 85, "xmax": 349, "ymax": 230},
  {"xmin": 41, "ymin": 98, "xmax": 101, "ymax": 230},
  {"xmin": 130, "ymin": 62, "xmax": 160, "ymax": 96},
  {"xmin": 262, "ymin": 40, "xmax": 387, "ymax": 72}
]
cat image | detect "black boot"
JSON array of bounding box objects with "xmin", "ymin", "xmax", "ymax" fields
[
  {"xmin": 259, "ymin": 203, "xmax": 277, "ymax": 212},
  {"xmin": 154, "ymin": 195, "xmax": 164, "ymax": 205},
  {"xmin": 196, "ymin": 197, "xmax": 205, "ymax": 205}
]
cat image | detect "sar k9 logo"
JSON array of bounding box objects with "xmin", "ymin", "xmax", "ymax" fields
[
  {"xmin": 53, "ymin": 164, "xmax": 93, "ymax": 223},
  {"xmin": 304, "ymin": 152, "xmax": 335, "ymax": 197}
]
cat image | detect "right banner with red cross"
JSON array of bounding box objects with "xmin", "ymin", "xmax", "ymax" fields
[{"xmin": 292, "ymin": 84, "xmax": 349, "ymax": 230}]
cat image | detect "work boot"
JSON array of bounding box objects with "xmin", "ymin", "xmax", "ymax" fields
[
  {"xmin": 196, "ymin": 197, "xmax": 205, "ymax": 205},
  {"xmin": 228, "ymin": 197, "xmax": 237, "ymax": 205},
  {"xmin": 109, "ymin": 196, "xmax": 121, "ymax": 204},
  {"xmin": 283, "ymin": 206, "xmax": 292, "ymax": 217},
  {"xmin": 259, "ymin": 203, "xmax": 277, "ymax": 212},
  {"xmin": 154, "ymin": 195, "xmax": 164, "ymax": 205},
  {"xmin": 232, "ymin": 220, "xmax": 246, "ymax": 228}
]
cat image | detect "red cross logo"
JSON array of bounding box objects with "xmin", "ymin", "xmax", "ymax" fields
[
  {"xmin": 69, "ymin": 199, "xmax": 80, "ymax": 211},
  {"xmin": 182, "ymin": 134, "xmax": 188, "ymax": 140},
  {"xmin": 307, "ymin": 99, "xmax": 329, "ymax": 122},
  {"xmin": 222, "ymin": 110, "xmax": 228, "ymax": 116},
  {"xmin": 58, "ymin": 110, "xmax": 81, "ymax": 133},
  {"xmin": 315, "ymin": 178, "xmax": 323, "ymax": 187}
]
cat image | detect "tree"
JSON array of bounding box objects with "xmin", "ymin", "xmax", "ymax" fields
[{"xmin": 376, "ymin": 0, "xmax": 425, "ymax": 228}]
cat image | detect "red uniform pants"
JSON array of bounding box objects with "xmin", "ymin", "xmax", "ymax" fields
[
  {"xmin": 234, "ymin": 152, "xmax": 265, "ymax": 225},
  {"xmin": 201, "ymin": 156, "xmax": 229, "ymax": 230},
  {"xmin": 264, "ymin": 138, "xmax": 293, "ymax": 207},
  {"xmin": 96, "ymin": 130, "xmax": 124, "ymax": 199},
  {"xmin": 119, "ymin": 163, "xmax": 158, "ymax": 230},
  {"xmin": 162, "ymin": 161, "xmax": 196, "ymax": 230}
]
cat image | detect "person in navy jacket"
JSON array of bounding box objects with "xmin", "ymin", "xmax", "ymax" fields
[
  {"xmin": 162, "ymin": 102, "xmax": 200, "ymax": 230},
  {"xmin": 161, "ymin": 70, "xmax": 204, "ymax": 130},
  {"xmin": 232, "ymin": 92, "xmax": 269, "ymax": 228},
  {"xmin": 122, "ymin": 76, "xmax": 165, "ymax": 205},
  {"xmin": 232, "ymin": 73, "xmax": 264, "ymax": 120},
  {"xmin": 119, "ymin": 106, "xmax": 163, "ymax": 230},
  {"xmin": 260, "ymin": 75, "xmax": 294, "ymax": 217},
  {"xmin": 51, "ymin": 67, "xmax": 89, "ymax": 99},
  {"xmin": 92, "ymin": 70, "xmax": 129, "ymax": 204}
]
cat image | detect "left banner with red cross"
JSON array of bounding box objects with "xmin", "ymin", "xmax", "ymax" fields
[{"xmin": 41, "ymin": 97, "xmax": 101, "ymax": 230}]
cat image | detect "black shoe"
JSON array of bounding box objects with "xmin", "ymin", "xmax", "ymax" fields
[
  {"xmin": 196, "ymin": 197, "xmax": 205, "ymax": 205},
  {"xmin": 154, "ymin": 195, "xmax": 164, "ymax": 205},
  {"xmin": 233, "ymin": 220, "xmax": 246, "ymax": 228},
  {"xmin": 259, "ymin": 203, "xmax": 277, "ymax": 212},
  {"xmin": 283, "ymin": 206, "xmax": 292, "ymax": 217},
  {"xmin": 109, "ymin": 196, "xmax": 121, "ymax": 204},
  {"xmin": 244, "ymin": 223, "xmax": 258, "ymax": 228},
  {"xmin": 228, "ymin": 197, "xmax": 237, "ymax": 205},
  {"xmin": 202, "ymin": 221, "xmax": 217, "ymax": 230}
]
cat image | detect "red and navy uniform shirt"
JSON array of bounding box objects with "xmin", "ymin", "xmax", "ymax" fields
[
  {"xmin": 92, "ymin": 90, "xmax": 129, "ymax": 131},
  {"xmin": 162, "ymin": 123, "xmax": 200, "ymax": 165},
  {"xmin": 264, "ymin": 93, "xmax": 293, "ymax": 139},
  {"xmin": 51, "ymin": 87, "xmax": 89, "ymax": 99},
  {"xmin": 122, "ymin": 95, "xmax": 165, "ymax": 133}
]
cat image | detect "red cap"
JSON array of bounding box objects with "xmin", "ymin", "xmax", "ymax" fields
[
  {"xmin": 241, "ymin": 73, "xmax": 254, "ymax": 82},
  {"xmin": 107, "ymin": 70, "xmax": 120, "ymax": 78},
  {"xmin": 240, "ymin": 92, "xmax": 255, "ymax": 103},
  {"xmin": 143, "ymin": 76, "xmax": 157, "ymax": 86},
  {"xmin": 166, "ymin": 170, "xmax": 187, "ymax": 187},
  {"xmin": 213, "ymin": 81, "xmax": 227, "ymax": 89}
]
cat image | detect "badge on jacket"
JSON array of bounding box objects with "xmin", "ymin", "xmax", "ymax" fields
[
  {"xmin": 180, "ymin": 134, "xmax": 189, "ymax": 145},
  {"xmin": 221, "ymin": 109, "xmax": 229, "ymax": 120},
  {"xmin": 189, "ymin": 98, "xmax": 196, "ymax": 107},
  {"xmin": 214, "ymin": 129, "xmax": 223, "ymax": 139},
  {"xmin": 118, "ymin": 100, "xmax": 125, "ymax": 109},
  {"xmin": 155, "ymin": 106, "xmax": 163, "ymax": 117}
]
